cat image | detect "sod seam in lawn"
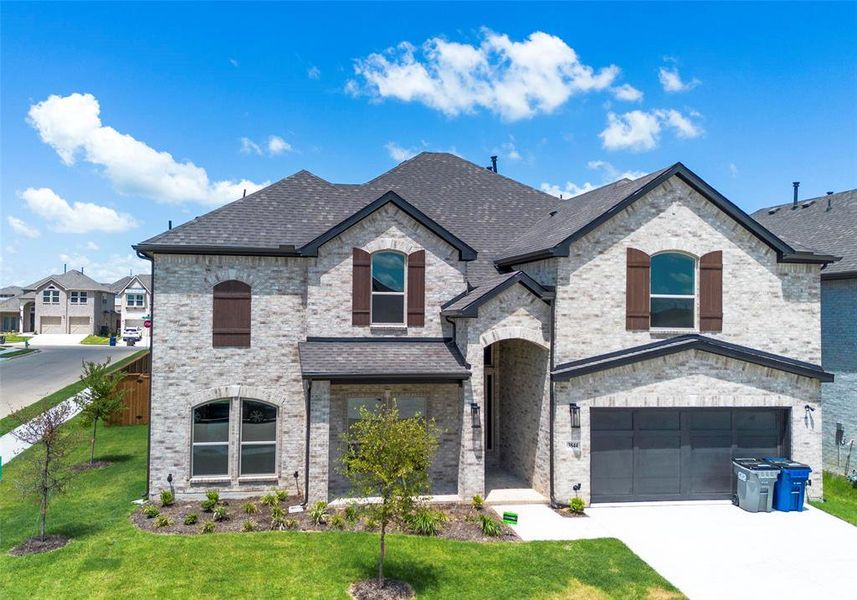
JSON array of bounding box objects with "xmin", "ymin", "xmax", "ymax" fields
[
  {"xmin": 0, "ymin": 421, "xmax": 683, "ymax": 599},
  {"xmin": 809, "ymin": 471, "xmax": 857, "ymax": 526},
  {"xmin": 0, "ymin": 349, "xmax": 148, "ymax": 436}
]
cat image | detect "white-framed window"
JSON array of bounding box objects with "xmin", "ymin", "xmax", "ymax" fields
[
  {"xmin": 126, "ymin": 293, "xmax": 145, "ymax": 307},
  {"xmin": 239, "ymin": 400, "xmax": 277, "ymax": 476},
  {"xmin": 191, "ymin": 400, "xmax": 231, "ymax": 477},
  {"xmin": 42, "ymin": 289, "xmax": 59, "ymax": 304},
  {"xmin": 650, "ymin": 252, "xmax": 696, "ymax": 329},
  {"xmin": 70, "ymin": 291, "xmax": 88, "ymax": 304},
  {"xmin": 371, "ymin": 251, "xmax": 406, "ymax": 324}
]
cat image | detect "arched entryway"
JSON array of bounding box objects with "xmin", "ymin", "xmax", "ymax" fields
[{"xmin": 482, "ymin": 337, "xmax": 551, "ymax": 502}]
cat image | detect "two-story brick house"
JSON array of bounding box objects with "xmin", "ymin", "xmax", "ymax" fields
[
  {"xmin": 25, "ymin": 269, "xmax": 116, "ymax": 335},
  {"xmin": 135, "ymin": 153, "xmax": 834, "ymax": 504},
  {"xmin": 109, "ymin": 274, "xmax": 152, "ymax": 338}
]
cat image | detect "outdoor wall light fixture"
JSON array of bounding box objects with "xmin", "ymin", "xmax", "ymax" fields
[
  {"xmin": 569, "ymin": 403, "xmax": 581, "ymax": 430},
  {"xmin": 470, "ymin": 403, "xmax": 481, "ymax": 429},
  {"xmin": 167, "ymin": 473, "xmax": 174, "ymax": 497}
]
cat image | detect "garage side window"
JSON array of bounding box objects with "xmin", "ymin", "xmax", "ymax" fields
[
  {"xmin": 240, "ymin": 400, "xmax": 277, "ymax": 476},
  {"xmin": 650, "ymin": 253, "xmax": 696, "ymax": 329},
  {"xmin": 192, "ymin": 400, "xmax": 230, "ymax": 476},
  {"xmin": 212, "ymin": 280, "xmax": 251, "ymax": 348}
]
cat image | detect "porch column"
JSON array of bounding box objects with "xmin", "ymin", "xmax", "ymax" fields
[
  {"xmin": 458, "ymin": 342, "xmax": 485, "ymax": 498},
  {"xmin": 307, "ymin": 380, "xmax": 331, "ymax": 502},
  {"xmin": 19, "ymin": 304, "xmax": 24, "ymax": 333}
]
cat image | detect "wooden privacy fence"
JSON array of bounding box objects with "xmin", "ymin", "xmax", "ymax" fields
[{"xmin": 106, "ymin": 352, "xmax": 151, "ymax": 426}]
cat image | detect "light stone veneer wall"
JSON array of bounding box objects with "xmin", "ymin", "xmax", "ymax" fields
[
  {"xmin": 148, "ymin": 253, "xmax": 307, "ymax": 498},
  {"xmin": 325, "ymin": 383, "xmax": 462, "ymax": 499},
  {"xmin": 306, "ymin": 204, "xmax": 467, "ymax": 338},
  {"xmin": 553, "ymin": 350, "xmax": 823, "ymax": 504},
  {"xmin": 542, "ymin": 178, "xmax": 822, "ymax": 365},
  {"xmin": 497, "ymin": 338, "xmax": 551, "ymax": 496}
]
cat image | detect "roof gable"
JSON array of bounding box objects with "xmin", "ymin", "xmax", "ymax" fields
[
  {"xmin": 299, "ymin": 190, "xmax": 477, "ymax": 260},
  {"xmin": 441, "ymin": 271, "xmax": 551, "ymax": 317},
  {"xmin": 25, "ymin": 270, "xmax": 110, "ymax": 293}
]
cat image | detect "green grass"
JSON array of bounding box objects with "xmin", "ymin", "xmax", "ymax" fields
[
  {"xmin": 0, "ymin": 349, "xmax": 148, "ymax": 436},
  {"xmin": 80, "ymin": 335, "xmax": 110, "ymax": 345},
  {"xmin": 0, "ymin": 424, "xmax": 682, "ymax": 599},
  {"xmin": 810, "ymin": 471, "xmax": 857, "ymax": 526},
  {"xmin": 1, "ymin": 348, "xmax": 37, "ymax": 359},
  {"xmin": 1, "ymin": 333, "xmax": 31, "ymax": 343}
]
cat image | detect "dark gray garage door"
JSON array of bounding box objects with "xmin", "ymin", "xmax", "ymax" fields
[{"xmin": 591, "ymin": 408, "xmax": 788, "ymax": 502}]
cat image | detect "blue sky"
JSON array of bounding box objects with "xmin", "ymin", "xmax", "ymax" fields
[{"xmin": 2, "ymin": 1, "xmax": 855, "ymax": 286}]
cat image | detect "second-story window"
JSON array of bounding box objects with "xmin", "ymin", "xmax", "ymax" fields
[
  {"xmin": 42, "ymin": 289, "xmax": 59, "ymax": 304},
  {"xmin": 70, "ymin": 291, "xmax": 88, "ymax": 304},
  {"xmin": 371, "ymin": 251, "xmax": 405, "ymax": 324},
  {"xmin": 650, "ymin": 252, "xmax": 696, "ymax": 329},
  {"xmin": 126, "ymin": 293, "xmax": 145, "ymax": 307}
]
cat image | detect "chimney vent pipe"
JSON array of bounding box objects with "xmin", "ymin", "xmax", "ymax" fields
[
  {"xmin": 792, "ymin": 182, "xmax": 800, "ymax": 208},
  {"xmin": 490, "ymin": 155, "xmax": 498, "ymax": 173}
]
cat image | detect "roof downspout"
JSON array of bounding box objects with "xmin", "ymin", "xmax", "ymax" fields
[
  {"xmin": 136, "ymin": 250, "xmax": 154, "ymax": 500},
  {"xmin": 548, "ymin": 261, "xmax": 559, "ymax": 508},
  {"xmin": 302, "ymin": 379, "xmax": 311, "ymax": 508}
]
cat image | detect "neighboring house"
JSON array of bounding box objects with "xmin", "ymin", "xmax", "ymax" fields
[
  {"xmin": 135, "ymin": 153, "xmax": 834, "ymax": 505},
  {"xmin": 0, "ymin": 285, "xmax": 35, "ymax": 333},
  {"xmin": 24, "ymin": 269, "xmax": 116, "ymax": 335},
  {"xmin": 753, "ymin": 189, "xmax": 857, "ymax": 476},
  {"xmin": 109, "ymin": 275, "xmax": 152, "ymax": 337}
]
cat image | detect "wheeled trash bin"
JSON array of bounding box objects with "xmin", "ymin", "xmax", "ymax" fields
[
  {"xmin": 763, "ymin": 458, "xmax": 812, "ymax": 512},
  {"xmin": 732, "ymin": 458, "xmax": 780, "ymax": 512}
]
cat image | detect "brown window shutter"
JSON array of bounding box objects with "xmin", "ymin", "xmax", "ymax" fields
[
  {"xmin": 352, "ymin": 248, "xmax": 371, "ymax": 326},
  {"xmin": 626, "ymin": 248, "xmax": 650, "ymax": 330},
  {"xmin": 699, "ymin": 251, "xmax": 723, "ymax": 332},
  {"xmin": 213, "ymin": 280, "xmax": 251, "ymax": 347},
  {"xmin": 407, "ymin": 250, "xmax": 426, "ymax": 327}
]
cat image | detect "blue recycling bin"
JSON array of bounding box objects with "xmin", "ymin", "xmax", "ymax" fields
[
  {"xmin": 109, "ymin": 335, "xmax": 116, "ymax": 347},
  {"xmin": 763, "ymin": 457, "xmax": 812, "ymax": 512}
]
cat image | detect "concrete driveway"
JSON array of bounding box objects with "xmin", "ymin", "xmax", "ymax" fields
[{"xmin": 0, "ymin": 345, "xmax": 141, "ymax": 418}]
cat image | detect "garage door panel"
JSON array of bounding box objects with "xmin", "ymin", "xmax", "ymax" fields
[
  {"xmin": 635, "ymin": 432, "xmax": 681, "ymax": 495},
  {"xmin": 591, "ymin": 432, "xmax": 634, "ymax": 497},
  {"xmin": 689, "ymin": 433, "xmax": 733, "ymax": 494},
  {"xmin": 637, "ymin": 410, "xmax": 680, "ymax": 430},
  {"xmin": 40, "ymin": 316, "xmax": 62, "ymax": 333},
  {"xmin": 69, "ymin": 316, "xmax": 90, "ymax": 334}
]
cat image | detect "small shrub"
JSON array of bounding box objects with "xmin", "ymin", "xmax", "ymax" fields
[
  {"xmin": 142, "ymin": 503, "xmax": 160, "ymax": 519},
  {"xmin": 154, "ymin": 515, "xmax": 174, "ymax": 528},
  {"xmin": 201, "ymin": 491, "xmax": 220, "ymax": 512},
  {"xmin": 242, "ymin": 501, "xmax": 259, "ymax": 514},
  {"xmin": 285, "ymin": 518, "xmax": 299, "ymax": 530},
  {"xmin": 478, "ymin": 513, "xmax": 503, "ymax": 537},
  {"xmin": 160, "ymin": 490, "xmax": 175, "ymax": 507},
  {"xmin": 408, "ymin": 507, "xmax": 448, "ymax": 536},
  {"xmin": 271, "ymin": 513, "xmax": 287, "ymax": 531},
  {"xmin": 213, "ymin": 505, "xmax": 228, "ymax": 522},
  {"xmin": 275, "ymin": 489, "xmax": 288, "ymax": 503},
  {"xmin": 329, "ymin": 514, "xmax": 347, "ymax": 530},
  {"xmin": 309, "ymin": 501, "xmax": 329, "ymax": 525},
  {"xmin": 200, "ymin": 520, "xmax": 215, "ymax": 534},
  {"xmin": 471, "ymin": 494, "xmax": 485, "ymax": 510},
  {"xmin": 242, "ymin": 519, "xmax": 258, "ymax": 532},
  {"xmin": 344, "ymin": 501, "xmax": 362, "ymax": 523},
  {"xmin": 363, "ymin": 516, "xmax": 379, "ymax": 530},
  {"xmin": 183, "ymin": 513, "xmax": 198, "ymax": 526},
  {"xmin": 569, "ymin": 497, "xmax": 586, "ymax": 514},
  {"xmin": 260, "ymin": 492, "xmax": 279, "ymax": 507}
]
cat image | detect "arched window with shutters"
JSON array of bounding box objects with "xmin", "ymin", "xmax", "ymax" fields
[
  {"xmin": 650, "ymin": 252, "xmax": 696, "ymax": 329},
  {"xmin": 212, "ymin": 280, "xmax": 251, "ymax": 347},
  {"xmin": 352, "ymin": 247, "xmax": 425, "ymax": 327},
  {"xmin": 371, "ymin": 251, "xmax": 406, "ymax": 324}
]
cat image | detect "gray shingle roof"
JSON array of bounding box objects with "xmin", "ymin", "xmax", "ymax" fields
[
  {"xmin": 441, "ymin": 271, "xmax": 550, "ymax": 317},
  {"xmin": 752, "ymin": 189, "xmax": 857, "ymax": 277},
  {"xmin": 298, "ymin": 338, "xmax": 470, "ymax": 381},
  {"xmin": 0, "ymin": 286, "xmax": 24, "ymax": 297},
  {"xmin": 109, "ymin": 275, "xmax": 152, "ymax": 294},
  {"xmin": 24, "ymin": 270, "xmax": 111, "ymax": 293}
]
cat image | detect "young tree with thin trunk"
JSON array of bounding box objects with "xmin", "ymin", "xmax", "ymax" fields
[
  {"xmin": 76, "ymin": 358, "xmax": 126, "ymax": 464},
  {"xmin": 12, "ymin": 402, "xmax": 78, "ymax": 541},
  {"xmin": 340, "ymin": 401, "xmax": 439, "ymax": 587}
]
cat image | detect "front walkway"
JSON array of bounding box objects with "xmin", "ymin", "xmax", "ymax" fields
[
  {"xmin": 492, "ymin": 501, "xmax": 857, "ymax": 600},
  {"xmin": 485, "ymin": 468, "xmax": 547, "ymax": 504}
]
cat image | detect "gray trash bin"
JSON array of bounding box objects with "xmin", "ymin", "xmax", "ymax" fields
[{"xmin": 733, "ymin": 458, "xmax": 779, "ymax": 512}]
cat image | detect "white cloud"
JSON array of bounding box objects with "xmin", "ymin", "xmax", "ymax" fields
[
  {"xmin": 240, "ymin": 137, "xmax": 262, "ymax": 155},
  {"xmin": 610, "ymin": 83, "xmax": 643, "ymax": 102},
  {"xmin": 58, "ymin": 252, "xmax": 150, "ymax": 283},
  {"xmin": 385, "ymin": 142, "xmax": 418, "ymax": 162},
  {"xmin": 21, "ymin": 187, "xmax": 137, "ymax": 234},
  {"xmin": 350, "ymin": 30, "xmax": 621, "ymax": 121},
  {"xmin": 7, "ymin": 216, "xmax": 41, "ymax": 238},
  {"xmin": 28, "ymin": 93, "xmax": 267, "ymax": 206},
  {"xmin": 229, "ymin": 58, "xmax": 239, "ymax": 68},
  {"xmin": 541, "ymin": 160, "xmax": 646, "ymax": 198},
  {"xmin": 599, "ymin": 109, "xmax": 703, "ymax": 151},
  {"xmin": 658, "ymin": 66, "xmax": 700, "ymax": 92},
  {"xmin": 267, "ymin": 135, "xmax": 292, "ymax": 155},
  {"xmin": 86, "ymin": 241, "xmax": 100, "ymax": 250},
  {"xmin": 729, "ymin": 162, "xmax": 739, "ymax": 178},
  {"xmin": 307, "ymin": 66, "xmax": 321, "ymax": 79}
]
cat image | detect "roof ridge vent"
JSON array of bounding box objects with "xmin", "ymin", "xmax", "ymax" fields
[
  {"xmin": 800, "ymin": 200, "xmax": 815, "ymax": 209},
  {"xmin": 767, "ymin": 207, "xmax": 781, "ymax": 215}
]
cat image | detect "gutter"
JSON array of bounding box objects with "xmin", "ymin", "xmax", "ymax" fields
[
  {"xmin": 548, "ymin": 260, "xmax": 560, "ymax": 508},
  {"xmin": 303, "ymin": 380, "xmax": 311, "ymax": 508},
  {"xmin": 136, "ymin": 249, "xmax": 154, "ymax": 500}
]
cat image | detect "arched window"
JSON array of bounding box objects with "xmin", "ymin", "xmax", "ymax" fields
[
  {"xmin": 212, "ymin": 280, "xmax": 251, "ymax": 347},
  {"xmin": 192, "ymin": 400, "xmax": 231, "ymax": 476},
  {"xmin": 371, "ymin": 251, "xmax": 405, "ymax": 324},
  {"xmin": 650, "ymin": 252, "xmax": 696, "ymax": 329},
  {"xmin": 240, "ymin": 400, "xmax": 278, "ymax": 475}
]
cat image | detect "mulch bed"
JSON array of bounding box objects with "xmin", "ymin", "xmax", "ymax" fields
[
  {"xmin": 551, "ymin": 506, "xmax": 589, "ymax": 519},
  {"xmin": 131, "ymin": 494, "xmax": 518, "ymax": 542},
  {"xmin": 9, "ymin": 535, "xmax": 70, "ymax": 556},
  {"xmin": 349, "ymin": 579, "xmax": 414, "ymax": 600},
  {"xmin": 71, "ymin": 460, "xmax": 112, "ymax": 473}
]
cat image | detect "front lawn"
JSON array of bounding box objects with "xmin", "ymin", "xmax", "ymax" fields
[
  {"xmin": 0, "ymin": 422, "xmax": 682, "ymax": 599},
  {"xmin": 810, "ymin": 471, "xmax": 857, "ymax": 526},
  {"xmin": 1, "ymin": 333, "xmax": 30, "ymax": 343},
  {"xmin": 0, "ymin": 348, "xmax": 37, "ymax": 359},
  {"xmin": 0, "ymin": 349, "xmax": 148, "ymax": 436},
  {"xmin": 80, "ymin": 334, "xmax": 110, "ymax": 345}
]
